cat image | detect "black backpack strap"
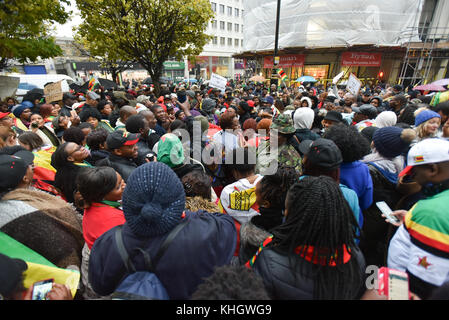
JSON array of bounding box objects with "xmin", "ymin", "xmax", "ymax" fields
[
  {"xmin": 114, "ymin": 225, "xmax": 136, "ymax": 273},
  {"xmin": 152, "ymin": 218, "xmax": 189, "ymax": 268},
  {"xmin": 114, "ymin": 219, "xmax": 189, "ymax": 273}
]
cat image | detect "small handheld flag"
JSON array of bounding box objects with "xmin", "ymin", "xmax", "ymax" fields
[
  {"xmin": 88, "ymin": 77, "xmax": 100, "ymax": 91},
  {"xmin": 277, "ymin": 68, "xmax": 287, "ymax": 81}
]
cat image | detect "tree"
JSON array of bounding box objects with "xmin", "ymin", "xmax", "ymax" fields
[
  {"xmin": 72, "ymin": 37, "xmax": 136, "ymax": 85},
  {"xmin": 75, "ymin": 0, "xmax": 214, "ymax": 95},
  {"xmin": 0, "ymin": 0, "xmax": 70, "ymax": 70}
]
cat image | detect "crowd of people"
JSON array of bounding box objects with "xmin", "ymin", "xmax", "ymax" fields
[{"xmin": 1, "ymin": 78, "xmax": 449, "ymax": 300}]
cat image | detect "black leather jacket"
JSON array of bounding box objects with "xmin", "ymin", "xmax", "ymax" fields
[{"xmin": 96, "ymin": 153, "xmax": 137, "ymax": 182}]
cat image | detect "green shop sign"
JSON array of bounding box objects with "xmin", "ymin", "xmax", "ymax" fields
[{"xmin": 163, "ymin": 61, "xmax": 185, "ymax": 70}]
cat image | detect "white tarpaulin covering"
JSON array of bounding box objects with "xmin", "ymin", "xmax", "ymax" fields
[{"xmin": 243, "ymin": 0, "xmax": 424, "ymax": 52}]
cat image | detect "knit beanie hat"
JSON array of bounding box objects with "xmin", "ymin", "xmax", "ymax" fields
[
  {"xmin": 157, "ymin": 133, "xmax": 185, "ymax": 168},
  {"xmin": 122, "ymin": 162, "xmax": 186, "ymax": 237},
  {"xmin": 12, "ymin": 101, "xmax": 33, "ymax": 118},
  {"xmin": 414, "ymin": 109, "xmax": 440, "ymax": 127},
  {"xmin": 372, "ymin": 126, "xmax": 416, "ymax": 158}
]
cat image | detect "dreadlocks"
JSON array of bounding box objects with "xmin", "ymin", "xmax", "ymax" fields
[{"xmin": 269, "ymin": 175, "xmax": 363, "ymax": 300}]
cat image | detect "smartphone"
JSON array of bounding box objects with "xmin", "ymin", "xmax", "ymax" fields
[
  {"xmin": 378, "ymin": 267, "xmax": 410, "ymax": 300},
  {"xmin": 31, "ymin": 279, "xmax": 54, "ymax": 300},
  {"xmin": 177, "ymin": 91, "xmax": 187, "ymax": 103},
  {"xmin": 31, "ymin": 122, "xmax": 39, "ymax": 128},
  {"xmin": 376, "ymin": 201, "xmax": 400, "ymax": 224}
]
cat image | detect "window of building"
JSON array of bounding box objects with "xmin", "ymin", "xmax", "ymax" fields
[
  {"xmin": 220, "ymin": 37, "xmax": 226, "ymax": 45},
  {"xmin": 219, "ymin": 4, "xmax": 224, "ymax": 14},
  {"xmin": 235, "ymin": 38, "xmax": 239, "ymax": 47},
  {"xmin": 211, "ymin": 2, "xmax": 216, "ymax": 12},
  {"xmin": 228, "ymin": 38, "xmax": 232, "ymax": 46},
  {"xmin": 227, "ymin": 6, "xmax": 232, "ymax": 16},
  {"xmin": 241, "ymin": 39, "xmax": 243, "ymax": 47},
  {"xmin": 211, "ymin": 20, "xmax": 217, "ymax": 29},
  {"xmin": 227, "ymin": 22, "xmax": 232, "ymax": 31},
  {"xmin": 235, "ymin": 8, "xmax": 239, "ymax": 17},
  {"xmin": 220, "ymin": 21, "xmax": 225, "ymax": 30},
  {"xmin": 234, "ymin": 24, "xmax": 239, "ymax": 32},
  {"xmin": 213, "ymin": 36, "xmax": 218, "ymax": 45}
]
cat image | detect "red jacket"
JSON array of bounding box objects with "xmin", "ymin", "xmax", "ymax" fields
[{"xmin": 83, "ymin": 203, "xmax": 126, "ymax": 249}]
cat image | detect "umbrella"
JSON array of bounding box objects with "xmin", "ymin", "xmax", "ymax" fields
[
  {"xmin": 22, "ymin": 88, "xmax": 44, "ymax": 103},
  {"xmin": 80, "ymin": 78, "xmax": 118, "ymax": 91},
  {"xmin": 142, "ymin": 77, "xmax": 170, "ymax": 84},
  {"xmin": 249, "ymin": 75, "xmax": 265, "ymax": 82},
  {"xmin": 414, "ymin": 84, "xmax": 447, "ymax": 92},
  {"xmin": 295, "ymin": 76, "xmax": 317, "ymax": 83},
  {"xmin": 188, "ymin": 78, "xmax": 198, "ymax": 83},
  {"xmin": 431, "ymin": 79, "xmax": 449, "ymax": 87}
]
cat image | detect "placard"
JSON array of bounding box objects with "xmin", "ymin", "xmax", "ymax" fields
[
  {"xmin": 347, "ymin": 73, "xmax": 362, "ymax": 96},
  {"xmin": 44, "ymin": 80, "xmax": 63, "ymax": 103},
  {"xmin": 0, "ymin": 76, "xmax": 19, "ymax": 100},
  {"xmin": 209, "ymin": 73, "xmax": 227, "ymax": 92},
  {"xmin": 333, "ymin": 71, "xmax": 345, "ymax": 84}
]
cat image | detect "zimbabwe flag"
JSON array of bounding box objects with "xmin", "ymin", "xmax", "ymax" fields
[
  {"xmin": 88, "ymin": 77, "xmax": 100, "ymax": 91},
  {"xmin": 277, "ymin": 68, "xmax": 287, "ymax": 81}
]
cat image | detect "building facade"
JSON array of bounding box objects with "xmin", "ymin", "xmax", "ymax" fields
[
  {"xmin": 189, "ymin": 0, "xmax": 245, "ymax": 80},
  {"xmin": 235, "ymin": 0, "xmax": 449, "ymax": 88}
]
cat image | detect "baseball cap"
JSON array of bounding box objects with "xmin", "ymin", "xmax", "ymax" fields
[
  {"xmin": 299, "ymin": 138, "xmax": 343, "ymax": 169},
  {"xmin": 399, "ymin": 138, "xmax": 449, "ymax": 177},
  {"xmin": 0, "ymin": 150, "xmax": 34, "ymax": 190},
  {"xmin": 106, "ymin": 130, "xmax": 140, "ymax": 150},
  {"xmin": 352, "ymin": 104, "xmax": 378, "ymax": 119},
  {"xmin": 87, "ymin": 91, "xmax": 100, "ymax": 100},
  {"xmin": 0, "ymin": 253, "xmax": 27, "ymax": 299}
]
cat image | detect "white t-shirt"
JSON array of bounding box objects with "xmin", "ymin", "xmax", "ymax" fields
[
  {"xmin": 218, "ymin": 175, "xmax": 263, "ymax": 225},
  {"xmin": 212, "ymin": 130, "xmax": 239, "ymax": 152}
]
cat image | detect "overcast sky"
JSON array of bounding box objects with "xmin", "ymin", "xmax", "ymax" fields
[{"xmin": 52, "ymin": 0, "xmax": 81, "ymax": 38}]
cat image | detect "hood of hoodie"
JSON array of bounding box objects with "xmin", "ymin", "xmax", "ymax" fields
[{"xmin": 293, "ymin": 107, "xmax": 315, "ymax": 130}]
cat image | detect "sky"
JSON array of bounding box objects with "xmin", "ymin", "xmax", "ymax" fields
[{"xmin": 52, "ymin": 0, "xmax": 81, "ymax": 38}]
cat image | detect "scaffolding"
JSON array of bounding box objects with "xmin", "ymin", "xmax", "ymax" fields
[{"xmin": 398, "ymin": 24, "xmax": 449, "ymax": 87}]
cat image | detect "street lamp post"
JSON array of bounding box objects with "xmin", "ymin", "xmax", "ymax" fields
[{"xmin": 271, "ymin": 0, "xmax": 281, "ymax": 91}]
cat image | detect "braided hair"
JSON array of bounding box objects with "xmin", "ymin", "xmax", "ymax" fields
[{"xmin": 269, "ymin": 175, "xmax": 363, "ymax": 300}]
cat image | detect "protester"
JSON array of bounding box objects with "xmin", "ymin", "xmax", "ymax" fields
[
  {"xmin": 388, "ymin": 139, "xmax": 449, "ymax": 299},
  {"xmin": 413, "ymin": 108, "xmax": 441, "ymax": 142},
  {"xmin": 248, "ymin": 176, "xmax": 366, "ymax": 299},
  {"xmin": 88, "ymin": 162, "xmax": 237, "ymax": 299},
  {"xmin": 96, "ymin": 130, "xmax": 139, "ymax": 182}
]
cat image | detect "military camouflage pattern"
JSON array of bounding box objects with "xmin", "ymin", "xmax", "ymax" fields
[
  {"xmin": 270, "ymin": 114, "xmax": 296, "ymax": 134},
  {"xmin": 255, "ymin": 139, "xmax": 302, "ymax": 175}
]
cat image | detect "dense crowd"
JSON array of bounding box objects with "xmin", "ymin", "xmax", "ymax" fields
[{"xmin": 1, "ymin": 78, "xmax": 449, "ymax": 300}]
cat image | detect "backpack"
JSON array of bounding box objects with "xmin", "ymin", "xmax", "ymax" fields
[{"xmin": 111, "ymin": 219, "xmax": 188, "ymax": 300}]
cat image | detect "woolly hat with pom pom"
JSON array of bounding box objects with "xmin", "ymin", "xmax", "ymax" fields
[
  {"xmin": 372, "ymin": 126, "xmax": 416, "ymax": 158},
  {"xmin": 122, "ymin": 162, "xmax": 186, "ymax": 237}
]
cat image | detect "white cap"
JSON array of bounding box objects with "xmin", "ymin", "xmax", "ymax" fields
[{"xmin": 400, "ymin": 138, "xmax": 449, "ymax": 176}]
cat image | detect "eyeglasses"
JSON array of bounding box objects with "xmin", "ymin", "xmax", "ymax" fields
[{"xmin": 67, "ymin": 145, "xmax": 83, "ymax": 156}]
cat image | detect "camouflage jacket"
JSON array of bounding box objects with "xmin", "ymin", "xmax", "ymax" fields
[{"xmin": 255, "ymin": 139, "xmax": 302, "ymax": 175}]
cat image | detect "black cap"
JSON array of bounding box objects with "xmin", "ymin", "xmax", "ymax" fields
[
  {"xmin": 299, "ymin": 138, "xmax": 343, "ymax": 169},
  {"xmin": 352, "ymin": 104, "xmax": 378, "ymax": 119},
  {"xmin": 106, "ymin": 130, "xmax": 139, "ymax": 150},
  {"xmin": 63, "ymin": 93, "xmax": 76, "ymax": 100},
  {"xmin": 0, "ymin": 149, "xmax": 34, "ymax": 190},
  {"xmin": 0, "ymin": 253, "xmax": 27, "ymax": 298},
  {"xmin": 323, "ymin": 110, "xmax": 343, "ymax": 123}
]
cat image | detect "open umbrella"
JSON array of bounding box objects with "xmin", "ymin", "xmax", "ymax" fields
[
  {"xmin": 142, "ymin": 77, "xmax": 169, "ymax": 84},
  {"xmin": 414, "ymin": 84, "xmax": 447, "ymax": 92},
  {"xmin": 431, "ymin": 79, "xmax": 449, "ymax": 87},
  {"xmin": 80, "ymin": 78, "xmax": 118, "ymax": 91},
  {"xmin": 22, "ymin": 88, "xmax": 44, "ymax": 103},
  {"xmin": 249, "ymin": 75, "xmax": 266, "ymax": 82},
  {"xmin": 295, "ymin": 76, "xmax": 317, "ymax": 83}
]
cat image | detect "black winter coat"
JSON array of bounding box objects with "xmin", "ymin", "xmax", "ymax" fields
[
  {"xmin": 96, "ymin": 154, "xmax": 138, "ymax": 182},
  {"xmin": 252, "ymin": 246, "xmax": 366, "ymax": 300}
]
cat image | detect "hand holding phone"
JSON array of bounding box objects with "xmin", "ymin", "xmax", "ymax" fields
[
  {"xmin": 376, "ymin": 201, "xmax": 401, "ymax": 225},
  {"xmin": 31, "ymin": 279, "xmax": 54, "ymax": 300}
]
